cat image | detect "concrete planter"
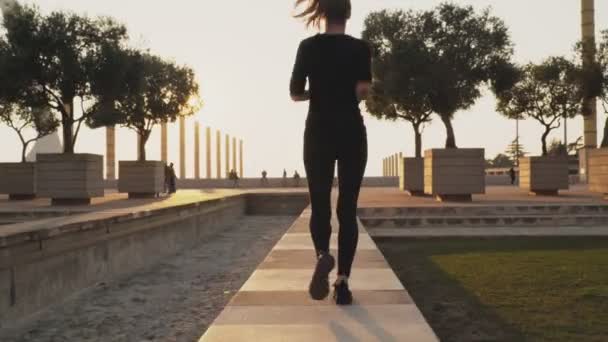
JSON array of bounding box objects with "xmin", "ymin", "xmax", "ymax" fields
[
  {"xmin": 36, "ymin": 154, "xmax": 104, "ymax": 205},
  {"xmin": 118, "ymin": 161, "xmax": 165, "ymax": 198},
  {"xmin": 587, "ymin": 148, "xmax": 608, "ymax": 195},
  {"xmin": 424, "ymin": 148, "xmax": 485, "ymax": 202},
  {"xmin": 399, "ymin": 157, "xmax": 424, "ymax": 196},
  {"xmin": 519, "ymin": 156, "xmax": 569, "ymax": 196},
  {"xmin": 0, "ymin": 163, "xmax": 36, "ymax": 200}
]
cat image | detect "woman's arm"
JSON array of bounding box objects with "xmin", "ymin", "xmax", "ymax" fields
[
  {"xmin": 291, "ymin": 90, "xmax": 310, "ymax": 102},
  {"xmin": 290, "ymin": 41, "xmax": 309, "ymax": 102}
]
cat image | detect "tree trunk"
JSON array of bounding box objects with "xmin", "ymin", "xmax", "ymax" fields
[
  {"xmin": 440, "ymin": 115, "xmax": 457, "ymax": 149},
  {"xmin": 62, "ymin": 100, "xmax": 75, "ymax": 154},
  {"xmin": 541, "ymin": 127, "xmax": 551, "ymax": 156},
  {"xmin": 138, "ymin": 133, "xmax": 148, "ymax": 162},
  {"xmin": 413, "ymin": 123, "xmax": 422, "ymax": 158},
  {"xmin": 602, "ymin": 116, "xmax": 608, "ymax": 148},
  {"xmin": 21, "ymin": 142, "xmax": 28, "ymax": 163}
]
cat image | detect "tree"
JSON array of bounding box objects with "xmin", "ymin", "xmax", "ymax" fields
[
  {"xmin": 497, "ymin": 57, "xmax": 585, "ymax": 156},
  {"xmin": 487, "ymin": 153, "xmax": 513, "ymax": 168},
  {"xmin": 419, "ymin": 3, "xmax": 516, "ymax": 148},
  {"xmin": 0, "ymin": 101, "xmax": 58, "ymax": 162},
  {"xmin": 505, "ymin": 138, "xmax": 527, "ymax": 164},
  {"xmin": 362, "ymin": 10, "xmax": 433, "ymax": 158},
  {"xmin": 582, "ymin": 30, "xmax": 608, "ymax": 147},
  {"xmin": 88, "ymin": 49, "xmax": 201, "ymax": 161},
  {"xmin": 0, "ymin": 4, "xmax": 128, "ymax": 154}
]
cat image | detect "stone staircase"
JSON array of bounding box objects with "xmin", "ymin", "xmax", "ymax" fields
[{"xmin": 359, "ymin": 204, "xmax": 608, "ymax": 232}]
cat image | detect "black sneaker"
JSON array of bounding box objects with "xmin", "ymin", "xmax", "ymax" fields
[
  {"xmin": 334, "ymin": 280, "xmax": 353, "ymax": 305},
  {"xmin": 309, "ymin": 253, "xmax": 335, "ymax": 300}
]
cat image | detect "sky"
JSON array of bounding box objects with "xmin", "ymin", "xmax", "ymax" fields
[{"xmin": 1, "ymin": 0, "xmax": 608, "ymax": 178}]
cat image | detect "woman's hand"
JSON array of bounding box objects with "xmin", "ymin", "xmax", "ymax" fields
[
  {"xmin": 356, "ymin": 81, "xmax": 371, "ymax": 102},
  {"xmin": 291, "ymin": 90, "xmax": 311, "ymax": 102}
]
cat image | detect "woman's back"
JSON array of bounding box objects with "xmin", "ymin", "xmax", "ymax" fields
[{"xmin": 290, "ymin": 34, "xmax": 371, "ymax": 118}]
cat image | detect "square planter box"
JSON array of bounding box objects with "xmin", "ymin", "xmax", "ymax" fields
[
  {"xmin": 399, "ymin": 157, "xmax": 424, "ymax": 196},
  {"xmin": 519, "ymin": 156, "xmax": 569, "ymax": 196},
  {"xmin": 0, "ymin": 162, "xmax": 36, "ymax": 200},
  {"xmin": 587, "ymin": 148, "xmax": 608, "ymax": 195},
  {"xmin": 36, "ymin": 153, "xmax": 104, "ymax": 205},
  {"xmin": 118, "ymin": 161, "xmax": 165, "ymax": 198},
  {"xmin": 424, "ymin": 148, "xmax": 485, "ymax": 202}
]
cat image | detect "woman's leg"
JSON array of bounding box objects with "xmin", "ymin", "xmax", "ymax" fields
[
  {"xmin": 304, "ymin": 127, "xmax": 336, "ymax": 256},
  {"xmin": 336, "ymin": 126, "xmax": 368, "ymax": 278}
]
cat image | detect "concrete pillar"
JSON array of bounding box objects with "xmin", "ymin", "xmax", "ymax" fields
[
  {"xmin": 398, "ymin": 152, "xmax": 403, "ymax": 176},
  {"xmin": 106, "ymin": 126, "xmax": 115, "ymax": 180},
  {"xmin": 232, "ymin": 137, "xmax": 237, "ymax": 176},
  {"xmin": 216, "ymin": 130, "xmax": 221, "ymax": 179},
  {"xmin": 206, "ymin": 127, "xmax": 212, "ymax": 179},
  {"xmin": 239, "ymin": 139, "xmax": 244, "ymax": 178},
  {"xmin": 383, "ymin": 158, "xmax": 386, "ymax": 176},
  {"xmin": 179, "ymin": 116, "xmax": 186, "ymax": 179},
  {"xmin": 161, "ymin": 122, "xmax": 168, "ymax": 163},
  {"xmin": 194, "ymin": 122, "xmax": 200, "ymax": 179},
  {"xmin": 389, "ymin": 156, "xmax": 393, "ymax": 177},
  {"xmin": 225, "ymin": 134, "xmax": 230, "ymax": 178},
  {"xmin": 582, "ymin": 0, "xmax": 597, "ymax": 148},
  {"xmin": 394, "ymin": 153, "xmax": 399, "ymax": 176}
]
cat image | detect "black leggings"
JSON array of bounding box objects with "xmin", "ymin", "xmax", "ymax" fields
[{"xmin": 304, "ymin": 117, "xmax": 367, "ymax": 277}]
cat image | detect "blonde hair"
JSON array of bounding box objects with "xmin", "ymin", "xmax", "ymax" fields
[{"xmin": 294, "ymin": 0, "xmax": 352, "ymax": 28}]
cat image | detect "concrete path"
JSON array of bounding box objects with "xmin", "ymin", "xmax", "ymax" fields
[
  {"xmin": 370, "ymin": 226, "xmax": 608, "ymax": 238},
  {"xmin": 199, "ymin": 209, "xmax": 438, "ymax": 341}
]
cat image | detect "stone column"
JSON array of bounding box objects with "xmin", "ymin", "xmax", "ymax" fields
[
  {"xmin": 383, "ymin": 158, "xmax": 386, "ymax": 176},
  {"xmin": 394, "ymin": 153, "xmax": 400, "ymax": 176},
  {"xmin": 206, "ymin": 127, "xmax": 212, "ymax": 179},
  {"xmin": 232, "ymin": 137, "xmax": 237, "ymax": 176},
  {"xmin": 389, "ymin": 156, "xmax": 393, "ymax": 177},
  {"xmin": 239, "ymin": 140, "xmax": 244, "ymax": 178},
  {"xmin": 216, "ymin": 130, "xmax": 221, "ymax": 179},
  {"xmin": 194, "ymin": 122, "xmax": 200, "ymax": 179},
  {"xmin": 161, "ymin": 122, "xmax": 168, "ymax": 163},
  {"xmin": 179, "ymin": 116, "xmax": 186, "ymax": 179},
  {"xmin": 106, "ymin": 126, "xmax": 115, "ymax": 180},
  {"xmin": 398, "ymin": 152, "xmax": 403, "ymax": 176},
  {"xmin": 582, "ymin": 0, "xmax": 597, "ymax": 148},
  {"xmin": 225, "ymin": 134, "xmax": 230, "ymax": 178}
]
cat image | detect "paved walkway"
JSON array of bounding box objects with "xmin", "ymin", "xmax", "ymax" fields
[{"xmin": 199, "ymin": 209, "xmax": 438, "ymax": 341}]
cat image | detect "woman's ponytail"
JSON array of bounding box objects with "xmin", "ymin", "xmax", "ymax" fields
[{"xmin": 294, "ymin": 0, "xmax": 351, "ymax": 28}]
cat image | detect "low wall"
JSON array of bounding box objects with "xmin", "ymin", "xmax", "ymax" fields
[
  {"xmin": 0, "ymin": 192, "xmax": 308, "ymax": 325},
  {"xmin": 105, "ymin": 177, "xmax": 399, "ymax": 190}
]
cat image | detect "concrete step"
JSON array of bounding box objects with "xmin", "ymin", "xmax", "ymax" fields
[
  {"xmin": 360, "ymin": 215, "xmax": 608, "ymax": 228},
  {"xmin": 358, "ymin": 204, "xmax": 608, "ymax": 217}
]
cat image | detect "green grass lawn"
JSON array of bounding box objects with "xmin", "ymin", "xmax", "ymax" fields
[{"xmin": 376, "ymin": 238, "xmax": 608, "ymax": 342}]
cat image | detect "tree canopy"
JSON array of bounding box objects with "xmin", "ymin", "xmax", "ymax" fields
[
  {"xmin": 0, "ymin": 100, "xmax": 58, "ymax": 162},
  {"xmin": 419, "ymin": 3, "xmax": 516, "ymax": 148},
  {"xmin": 88, "ymin": 49, "xmax": 201, "ymax": 161},
  {"xmin": 497, "ymin": 57, "xmax": 584, "ymax": 156},
  {"xmin": 363, "ymin": 10, "xmax": 434, "ymax": 158},
  {"xmin": 0, "ymin": 4, "xmax": 128, "ymax": 154}
]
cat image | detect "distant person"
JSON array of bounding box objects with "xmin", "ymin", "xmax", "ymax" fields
[
  {"xmin": 294, "ymin": 170, "xmax": 301, "ymax": 187},
  {"xmin": 509, "ymin": 167, "xmax": 516, "ymax": 185},
  {"xmin": 261, "ymin": 170, "xmax": 268, "ymax": 186},
  {"xmin": 291, "ymin": 0, "xmax": 370, "ymax": 305},
  {"xmin": 282, "ymin": 169, "xmax": 288, "ymax": 187},
  {"xmin": 168, "ymin": 163, "xmax": 177, "ymax": 194},
  {"xmin": 229, "ymin": 169, "xmax": 240, "ymax": 188}
]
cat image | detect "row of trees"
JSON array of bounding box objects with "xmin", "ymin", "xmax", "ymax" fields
[
  {"xmin": 0, "ymin": 3, "xmax": 200, "ymax": 162},
  {"xmin": 363, "ymin": 3, "xmax": 608, "ymax": 158}
]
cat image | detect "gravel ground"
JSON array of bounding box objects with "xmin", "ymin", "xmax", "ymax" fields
[{"xmin": 0, "ymin": 216, "xmax": 296, "ymax": 342}]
